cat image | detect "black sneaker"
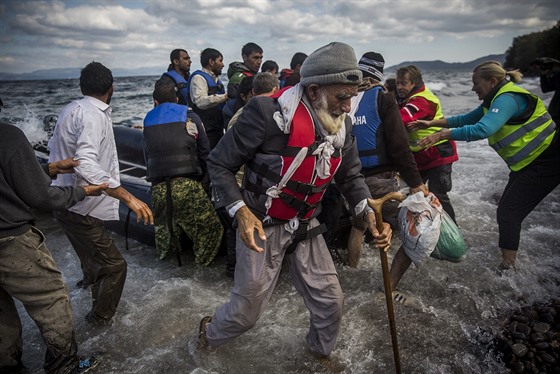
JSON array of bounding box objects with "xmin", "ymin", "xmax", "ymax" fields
[
  {"xmin": 76, "ymin": 278, "xmax": 92, "ymax": 290},
  {"xmin": 85, "ymin": 311, "xmax": 111, "ymax": 326},
  {"xmin": 197, "ymin": 316, "xmax": 212, "ymax": 351},
  {"xmin": 72, "ymin": 353, "xmax": 101, "ymax": 373}
]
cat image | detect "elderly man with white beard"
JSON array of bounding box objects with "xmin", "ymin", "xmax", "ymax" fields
[{"xmin": 198, "ymin": 42, "xmax": 392, "ymax": 368}]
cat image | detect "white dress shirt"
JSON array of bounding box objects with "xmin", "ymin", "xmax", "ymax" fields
[
  {"xmin": 189, "ymin": 68, "xmax": 227, "ymax": 110},
  {"xmin": 48, "ymin": 96, "xmax": 120, "ymax": 220}
]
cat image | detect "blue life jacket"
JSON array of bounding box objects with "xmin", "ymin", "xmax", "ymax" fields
[
  {"xmin": 187, "ymin": 70, "xmax": 226, "ymax": 133},
  {"xmin": 163, "ymin": 70, "xmax": 190, "ymax": 106},
  {"xmin": 143, "ymin": 103, "xmax": 201, "ymax": 183},
  {"xmin": 187, "ymin": 70, "xmax": 225, "ymax": 107},
  {"xmin": 351, "ymin": 86, "xmax": 385, "ymax": 168}
]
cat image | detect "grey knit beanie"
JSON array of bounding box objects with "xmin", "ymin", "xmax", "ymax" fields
[{"xmin": 300, "ymin": 42, "xmax": 362, "ymax": 86}]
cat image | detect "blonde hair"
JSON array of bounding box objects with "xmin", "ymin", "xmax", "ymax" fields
[{"xmin": 473, "ymin": 61, "xmax": 523, "ymax": 83}]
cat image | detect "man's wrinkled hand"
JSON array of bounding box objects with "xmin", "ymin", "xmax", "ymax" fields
[
  {"xmin": 365, "ymin": 212, "xmax": 392, "ymax": 252},
  {"xmin": 236, "ymin": 205, "xmax": 266, "ymax": 253},
  {"xmin": 126, "ymin": 196, "xmax": 154, "ymax": 225},
  {"xmin": 82, "ymin": 183, "xmax": 109, "ymax": 196},
  {"xmin": 409, "ymin": 183, "xmax": 429, "ymax": 197},
  {"xmin": 49, "ymin": 157, "xmax": 80, "ymax": 177}
]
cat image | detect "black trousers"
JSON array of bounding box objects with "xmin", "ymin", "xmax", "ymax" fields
[
  {"xmin": 497, "ymin": 132, "xmax": 560, "ymax": 250},
  {"xmin": 54, "ymin": 210, "xmax": 127, "ymax": 322},
  {"xmin": 420, "ymin": 163, "xmax": 456, "ymax": 223}
]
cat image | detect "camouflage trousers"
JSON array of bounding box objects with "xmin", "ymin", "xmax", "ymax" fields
[{"xmin": 151, "ymin": 178, "xmax": 223, "ymax": 266}]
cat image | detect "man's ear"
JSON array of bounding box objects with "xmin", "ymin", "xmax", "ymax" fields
[
  {"xmin": 306, "ymin": 84, "xmax": 320, "ymax": 102},
  {"xmin": 153, "ymin": 99, "xmax": 159, "ymax": 107}
]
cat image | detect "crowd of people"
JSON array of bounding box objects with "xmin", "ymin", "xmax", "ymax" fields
[{"xmin": 1, "ymin": 41, "xmax": 558, "ymax": 373}]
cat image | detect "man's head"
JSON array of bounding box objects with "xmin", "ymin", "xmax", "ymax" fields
[
  {"xmin": 252, "ymin": 72, "xmax": 279, "ymax": 96},
  {"xmin": 153, "ymin": 77, "xmax": 178, "ymax": 106},
  {"xmin": 238, "ymin": 75, "xmax": 255, "ymax": 103},
  {"xmin": 300, "ymin": 42, "xmax": 362, "ymax": 134},
  {"xmin": 358, "ymin": 52, "xmax": 384, "ymax": 82},
  {"xmin": 200, "ymin": 48, "xmax": 224, "ymax": 76},
  {"xmin": 261, "ymin": 60, "xmax": 279, "ymax": 76},
  {"xmin": 170, "ymin": 48, "xmax": 192, "ymax": 75},
  {"xmin": 241, "ymin": 42, "xmax": 263, "ymax": 73},
  {"xmin": 80, "ymin": 62, "xmax": 113, "ymax": 102},
  {"xmin": 396, "ymin": 65, "xmax": 422, "ymax": 99},
  {"xmin": 290, "ymin": 52, "xmax": 308, "ymax": 71}
]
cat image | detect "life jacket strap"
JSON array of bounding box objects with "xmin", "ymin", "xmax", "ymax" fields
[
  {"xmin": 246, "ymin": 162, "xmax": 331, "ymax": 195},
  {"xmin": 278, "ymin": 191, "xmax": 320, "ymax": 217},
  {"xmin": 165, "ymin": 178, "xmax": 182, "ymax": 267},
  {"xmin": 285, "ymin": 221, "xmax": 327, "ymax": 254},
  {"xmin": 358, "ymin": 148, "xmax": 379, "ymax": 157}
]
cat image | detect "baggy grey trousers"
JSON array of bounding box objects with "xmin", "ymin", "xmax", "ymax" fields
[
  {"xmin": 206, "ymin": 218, "xmax": 344, "ymax": 356},
  {"xmin": 0, "ymin": 227, "xmax": 78, "ymax": 374},
  {"xmin": 54, "ymin": 210, "xmax": 127, "ymax": 323}
]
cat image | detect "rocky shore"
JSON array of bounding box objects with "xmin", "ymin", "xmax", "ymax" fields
[{"xmin": 493, "ymin": 298, "xmax": 560, "ymax": 373}]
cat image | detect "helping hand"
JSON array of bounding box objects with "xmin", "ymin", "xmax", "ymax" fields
[
  {"xmin": 365, "ymin": 212, "xmax": 392, "ymax": 252},
  {"xmin": 82, "ymin": 183, "xmax": 109, "ymax": 196},
  {"xmin": 236, "ymin": 205, "xmax": 266, "ymax": 253},
  {"xmin": 48, "ymin": 157, "xmax": 80, "ymax": 177},
  {"xmin": 417, "ymin": 132, "xmax": 441, "ymax": 149},
  {"xmin": 407, "ymin": 120, "xmax": 431, "ymax": 132}
]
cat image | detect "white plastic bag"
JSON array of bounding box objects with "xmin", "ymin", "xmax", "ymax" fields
[{"xmin": 397, "ymin": 192, "xmax": 443, "ymax": 267}]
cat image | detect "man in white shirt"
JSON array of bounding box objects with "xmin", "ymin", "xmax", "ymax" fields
[
  {"xmin": 48, "ymin": 62, "xmax": 153, "ymax": 326},
  {"xmin": 188, "ymin": 48, "xmax": 228, "ymax": 149}
]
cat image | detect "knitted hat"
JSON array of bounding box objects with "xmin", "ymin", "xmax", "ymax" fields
[
  {"xmin": 358, "ymin": 52, "xmax": 385, "ymax": 81},
  {"xmin": 300, "ymin": 42, "xmax": 362, "ymax": 86}
]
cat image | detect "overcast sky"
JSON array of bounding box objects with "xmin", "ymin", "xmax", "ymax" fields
[{"xmin": 0, "ymin": 0, "xmax": 558, "ymax": 75}]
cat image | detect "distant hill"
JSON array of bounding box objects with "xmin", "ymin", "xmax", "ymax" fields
[
  {"xmin": 386, "ymin": 54, "xmax": 506, "ymax": 73},
  {"xmin": 0, "ymin": 53, "xmax": 507, "ymax": 81},
  {"xmin": 0, "ymin": 66, "xmax": 161, "ymax": 81}
]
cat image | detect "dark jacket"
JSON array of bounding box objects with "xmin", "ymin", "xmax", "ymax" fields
[
  {"xmin": 208, "ymin": 95, "xmax": 371, "ymax": 221},
  {"xmin": 0, "ymin": 123, "xmax": 85, "ymax": 237},
  {"xmin": 352, "ymin": 85, "xmax": 423, "ymax": 187}
]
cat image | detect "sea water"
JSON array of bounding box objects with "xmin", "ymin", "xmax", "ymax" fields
[{"xmin": 0, "ymin": 73, "xmax": 558, "ymax": 373}]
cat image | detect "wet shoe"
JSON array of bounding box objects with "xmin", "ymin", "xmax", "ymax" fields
[
  {"xmin": 310, "ymin": 350, "xmax": 346, "ymax": 373},
  {"xmin": 197, "ymin": 316, "xmax": 212, "ymax": 351},
  {"xmin": 72, "ymin": 353, "xmax": 102, "ymax": 373},
  {"xmin": 328, "ymin": 246, "xmax": 346, "ymax": 266},
  {"xmin": 85, "ymin": 311, "xmax": 112, "ymax": 326},
  {"xmin": 496, "ymin": 261, "xmax": 517, "ymax": 276},
  {"xmin": 76, "ymin": 278, "xmax": 91, "ymax": 289}
]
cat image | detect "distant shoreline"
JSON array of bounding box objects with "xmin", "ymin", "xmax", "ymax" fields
[{"xmin": 0, "ymin": 53, "xmax": 508, "ymax": 81}]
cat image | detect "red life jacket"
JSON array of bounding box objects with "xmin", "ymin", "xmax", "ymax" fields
[{"xmin": 264, "ymin": 101, "xmax": 342, "ymax": 220}]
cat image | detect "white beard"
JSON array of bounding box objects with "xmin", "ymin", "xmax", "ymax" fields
[{"xmin": 312, "ymin": 89, "xmax": 345, "ymax": 135}]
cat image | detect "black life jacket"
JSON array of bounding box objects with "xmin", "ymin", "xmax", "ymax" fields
[{"xmin": 143, "ymin": 103, "xmax": 201, "ymax": 183}]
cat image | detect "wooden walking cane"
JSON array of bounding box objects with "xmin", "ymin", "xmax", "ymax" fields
[{"xmin": 368, "ymin": 191, "xmax": 405, "ymax": 374}]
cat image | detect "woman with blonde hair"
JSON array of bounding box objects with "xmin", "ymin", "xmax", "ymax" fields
[{"xmin": 410, "ymin": 60, "xmax": 559, "ymax": 270}]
